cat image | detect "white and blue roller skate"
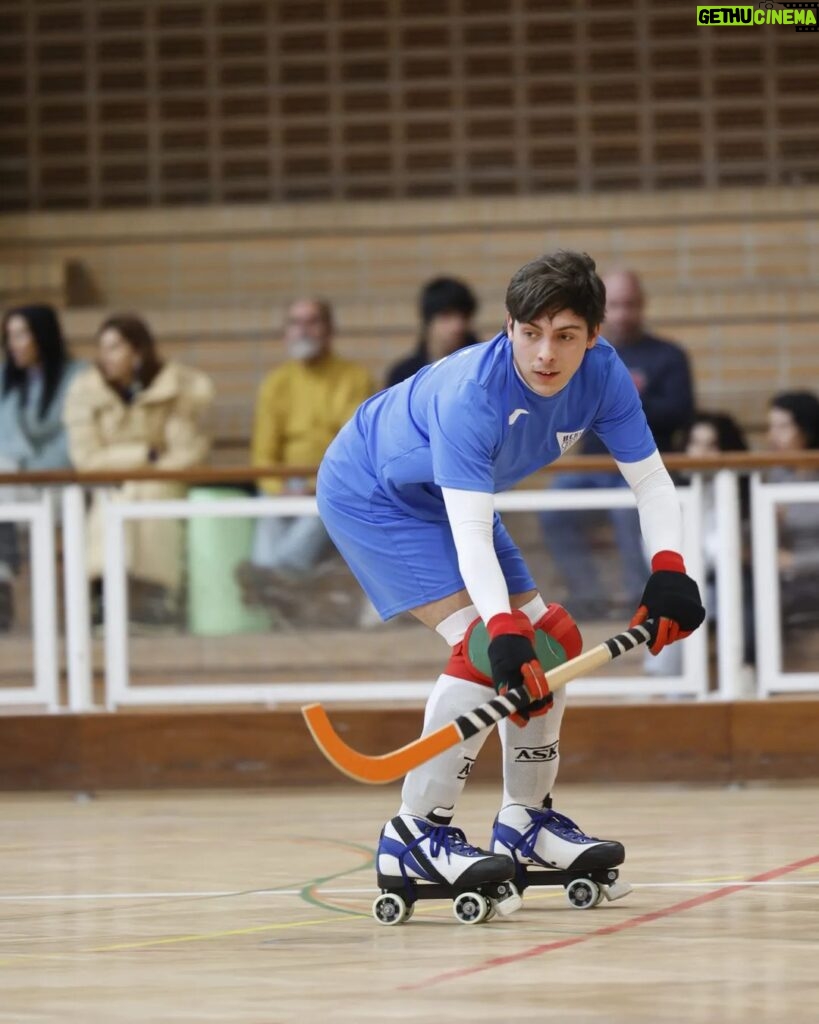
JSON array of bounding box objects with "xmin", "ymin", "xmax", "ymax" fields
[
  {"xmin": 373, "ymin": 814, "xmax": 523, "ymax": 925},
  {"xmin": 490, "ymin": 799, "xmax": 632, "ymax": 910}
]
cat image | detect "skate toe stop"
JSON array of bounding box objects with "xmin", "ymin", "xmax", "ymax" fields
[{"xmin": 603, "ymin": 879, "xmax": 633, "ymax": 902}]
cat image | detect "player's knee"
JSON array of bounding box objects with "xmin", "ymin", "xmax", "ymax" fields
[
  {"xmin": 532, "ymin": 602, "xmax": 583, "ymax": 662},
  {"xmin": 443, "ymin": 604, "xmax": 582, "ymax": 686}
]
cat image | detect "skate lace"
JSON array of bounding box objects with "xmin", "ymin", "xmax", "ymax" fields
[
  {"xmin": 515, "ymin": 809, "xmax": 600, "ymax": 858},
  {"xmin": 397, "ymin": 824, "xmax": 482, "ymax": 888}
]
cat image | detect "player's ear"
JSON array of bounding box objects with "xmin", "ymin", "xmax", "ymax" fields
[
  {"xmin": 586, "ymin": 327, "xmax": 599, "ymax": 350},
  {"xmin": 505, "ymin": 312, "xmax": 514, "ymax": 336}
]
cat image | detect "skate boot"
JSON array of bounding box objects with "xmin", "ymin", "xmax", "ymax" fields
[
  {"xmin": 373, "ymin": 814, "xmax": 522, "ymax": 925},
  {"xmin": 490, "ymin": 800, "xmax": 632, "ymax": 910}
]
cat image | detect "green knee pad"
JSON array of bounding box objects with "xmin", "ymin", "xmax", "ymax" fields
[{"xmin": 465, "ymin": 619, "xmax": 569, "ymax": 684}]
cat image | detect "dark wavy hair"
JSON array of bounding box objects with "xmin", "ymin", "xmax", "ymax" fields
[
  {"xmin": 770, "ymin": 390, "xmax": 819, "ymax": 449},
  {"xmin": 97, "ymin": 313, "xmax": 163, "ymax": 391},
  {"xmin": 505, "ymin": 251, "xmax": 606, "ymax": 334},
  {"xmin": 1, "ymin": 304, "xmax": 70, "ymax": 419},
  {"xmin": 687, "ymin": 411, "xmax": 749, "ymax": 453}
]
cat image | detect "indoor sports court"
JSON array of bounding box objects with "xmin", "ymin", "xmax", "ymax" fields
[
  {"xmin": 2, "ymin": 784, "xmax": 818, "ymax": 1022},
  {"xmin": 2, "ymin": 2, "xmax": 818, "ymax": 1022}
]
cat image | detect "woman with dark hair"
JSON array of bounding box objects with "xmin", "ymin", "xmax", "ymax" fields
[
  {"xmin": 64, "ymin": 313, "xmax": 215, "ymax": 626},
  {"xmin": 767, "ymin": 390, "xmax": 819, "ymax": 630},
  {"xmin": 0, "ymin": 304, "xmax": 84, "ymax": 630}
]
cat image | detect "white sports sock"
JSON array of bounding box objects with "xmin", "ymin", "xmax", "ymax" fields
[
  {"xmin": 400, "ymin": 673, "xmax": 492, "ymax": 822},
  {"xmin": 499, "ymin": 687, "xmax": 567, "ymax": 808}
]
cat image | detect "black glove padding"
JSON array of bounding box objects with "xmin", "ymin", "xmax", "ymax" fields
[
  {"xmin": 487, "ymin": 632, "xmax": 554, "ymax": 719},
  {"xmin": 638, "ymin": 570, "xmax": 706, "ymax": 631}
]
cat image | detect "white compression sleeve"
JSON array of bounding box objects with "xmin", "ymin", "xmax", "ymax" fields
[
  {"xmin": 616, "ymin": 450, "xmax": 683, "ymax": 559},
  {"xmin": 441, "ymin": 486, "xmax": 512, "ymax": 623}
]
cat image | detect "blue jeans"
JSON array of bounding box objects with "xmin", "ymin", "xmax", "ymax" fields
[
  {"xmin": 251, "ymin": 515, "xmax": 331, "ymax": 579},
  {"xmin": 539, "ymin": 472, "xmax": 648, "ymax": 608}
]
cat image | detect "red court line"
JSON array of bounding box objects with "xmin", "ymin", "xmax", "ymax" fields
[{"xmin": 398, "ymin": 852, "xmax": 819, "ymax": 991}]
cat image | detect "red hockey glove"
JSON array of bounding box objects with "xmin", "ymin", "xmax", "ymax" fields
[
  {"xmin": 631, "ymin": 551, "xmax": 706, "ymax": 655},
  {"xmin": 486, "ymin": 610, "xmax": 553, "ymax": 726}
]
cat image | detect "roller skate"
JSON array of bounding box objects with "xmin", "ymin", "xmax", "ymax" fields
[
  {"xmin": 490, "ymin": 799, "xmax": 632, "ymax": 910},
  {"xmin": 373, "ymin": 814, "xmax": 522, "ymax": 925}
]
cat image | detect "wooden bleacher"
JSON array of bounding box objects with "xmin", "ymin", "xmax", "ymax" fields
[{"xmin": 1, "ymin": 186, "xmax": 818, "ymax": 460}]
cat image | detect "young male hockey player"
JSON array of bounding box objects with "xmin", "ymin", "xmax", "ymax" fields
[{"xmin": 316, "ymin": 250, "xmax": 705, "ymax": 916}]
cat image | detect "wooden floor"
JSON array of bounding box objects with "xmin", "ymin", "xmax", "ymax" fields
[{"xmin": 2, "ymin": 785, "xmax": 818, "ymax": 1023}]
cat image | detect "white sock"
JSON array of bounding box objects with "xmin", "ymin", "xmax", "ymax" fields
[
  {"xmin": 499, "ymin": 687, "xmax": 567, "ymax": 808},
  {"xmin": 400, "ymin": 673, "xmax": 492, "ymax": 822}
]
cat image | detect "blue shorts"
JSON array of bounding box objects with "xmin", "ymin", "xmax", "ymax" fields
[{"xmin": 317, "ymin": 456, "xmax": 535, "ymax": 620}]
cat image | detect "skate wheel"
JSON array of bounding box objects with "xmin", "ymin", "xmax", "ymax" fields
[
  {"xmin": 452, "ymin": 891, "xmax": 490, "ymax": 924},
  {"xmin": 484, "ymin": 903, "xmax": 497, "ymax": 922},
  {"xmin": 404, "ymin": 902, "xmax": 416, "ymax": 920},
  {"xmin": 565, "ymin": 878, "xmax": 600, "ymax": 910},
  {"xmin": 594, "ymin": 889, "xmax": 605, "ymax": 907},
  {"xmin": 373, "ymin": 892, "xmax": 409, "ymax": 925}
]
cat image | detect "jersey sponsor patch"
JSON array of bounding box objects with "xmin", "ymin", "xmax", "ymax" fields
[{"xmin": 556, "ymin": 428, "xmax": 585, "ymax": 454}]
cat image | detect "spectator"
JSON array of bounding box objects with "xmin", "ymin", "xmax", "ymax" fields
[
  {"xmin": 0, "ymin": 305, "xmax": 84, "ymax": 631},
  {"xmin": 239, "ymin": 298, "xmax": 374, "ymax": 604},
  {"xmin": 385, "ymin": 277, "xmax": 479, "ymax": 388},
  {"xmin": 64, "ymin": 314, "xmax": 214, "ymax": 626},
  {"xmin": 767, "ymin": 390, "xmax": 819, "ymax": 630},
  {"xmin": 539, "ymin": 269, "xmax": 695, "ymax": 618}
]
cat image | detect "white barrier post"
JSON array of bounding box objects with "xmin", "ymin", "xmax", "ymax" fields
[
  {"xmin": 750, "ymin": 472, "xmax": 780, "ymax": 698},
  {"xmin": 62, "ymin": 485, "xmax": 94, "ymax": 711},
  {"xmin": 713, "ymin": 469, "xmax": 750, "ymax": 699},
  {"xmin": 102, "ymin": 495, "xmax": 130, "ymax": 711},
  {"xmin": 29, "ymin": 492, "xmax": 59, "ymax": 711}
]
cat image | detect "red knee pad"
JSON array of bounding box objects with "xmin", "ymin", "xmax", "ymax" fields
[
  {"xmin": 443, "ymin": 603, "xmax": 583, "ymax": 688},
  {"xmin": 533, "ymin": 603, "xmax": 583, "ymax": 661},
  {"xmin": 445, "ymin": 639, "xmax": 494, "ymax": 688}
]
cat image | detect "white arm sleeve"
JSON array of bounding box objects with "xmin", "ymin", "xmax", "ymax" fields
[
  {"xmin": 615, "ymin": 450, "xmax": 683, "ymax": 560},
  {"xmin": 441, "ymin": 486, "xmax": 512, "ymax": 623}
]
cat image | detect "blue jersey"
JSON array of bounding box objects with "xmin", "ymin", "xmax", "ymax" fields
[{"xmin": 323, "ymin": 331, "xmax": 656, "ymax": 522}]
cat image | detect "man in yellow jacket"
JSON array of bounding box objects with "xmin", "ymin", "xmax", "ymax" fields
[{"xmin": 246, "ymin": 298, "xmax": 375, "ymax": 592}]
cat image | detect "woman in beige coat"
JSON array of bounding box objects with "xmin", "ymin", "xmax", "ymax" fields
[{"xmin": 64, "ymin": 314, "xmax": 215, "ymax": 624}]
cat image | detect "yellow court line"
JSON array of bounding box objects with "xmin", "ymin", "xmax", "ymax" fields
[{"xmin": 0, "ymin": 911, "xmax": 370, "ymax": 966}]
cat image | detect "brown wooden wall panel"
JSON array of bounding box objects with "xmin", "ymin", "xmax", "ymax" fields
[
  {"xmin": 1, "ymin": 0, "xmax": 818, "ymax": 212},
  {"xmin": 1, "ymin": 701, "xmax": 817, "ymax": 791},
  {"xmin": 3, "ymin": 186, "xmax": 814, "ymax": 442}
]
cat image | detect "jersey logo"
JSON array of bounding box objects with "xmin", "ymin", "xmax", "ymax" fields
[
  {"xmin": 556, "ymin": 428, "xmax": 585, "ymax": 453},
  {"xmin": 508, "ymin": 408, "xmax": 529, "ymax": 426}
]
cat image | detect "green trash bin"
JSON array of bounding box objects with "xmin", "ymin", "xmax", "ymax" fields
[{"xmin": 186, "ymin": 487, "xmax": 269, "ymax": 636}]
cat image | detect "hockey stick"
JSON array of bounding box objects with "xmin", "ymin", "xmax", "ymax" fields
[{"xmin": 302, "ymin": 621, "xmax": 655, "ymax": 785}]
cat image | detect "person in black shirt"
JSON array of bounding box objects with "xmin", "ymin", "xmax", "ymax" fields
[{"xmin": 386, "ymin": 277, "xmax": 479, "ymax": 388}]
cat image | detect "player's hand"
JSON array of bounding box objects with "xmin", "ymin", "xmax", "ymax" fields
[
  {"xmin": 631, "ymin": 551, "xmax": 706, "ymax": 655},
  {"xmin": 486, "ymin": 610, "xmax": 553, "ymax": 726}
]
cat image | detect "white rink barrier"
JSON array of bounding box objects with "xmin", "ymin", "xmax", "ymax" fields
[
  {"xmin": 0, "ymin": 493, "xmax": 59, "ymax": 710},
  {"xmin": 751, "ymin": 475, "xmax": 819, "ymax": 697},
  {"xmin": 4, "ymin": 474, "xmax": 816, "ymax": 712},
  {"xmin": 93, "ymin": 482, "xmax": 708, "ymax": 711}
]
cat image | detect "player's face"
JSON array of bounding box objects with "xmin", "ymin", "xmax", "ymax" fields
[{"xmin": 506, "ymin": 310, "xmax": 597, "ymax": 397}]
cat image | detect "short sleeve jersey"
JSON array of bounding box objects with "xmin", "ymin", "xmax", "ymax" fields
[{"xmin": 334, "ymin": 332, "xmax": 656, "ymax": 521}]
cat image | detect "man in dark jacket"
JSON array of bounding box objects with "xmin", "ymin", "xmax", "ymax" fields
[
  {"xmin": 386, "ymin": 277, "xmax": 479, "ymax": 388},
  {"xmin": 540, "ymin": 270, "xmax": 695, "ymax": 618}
]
